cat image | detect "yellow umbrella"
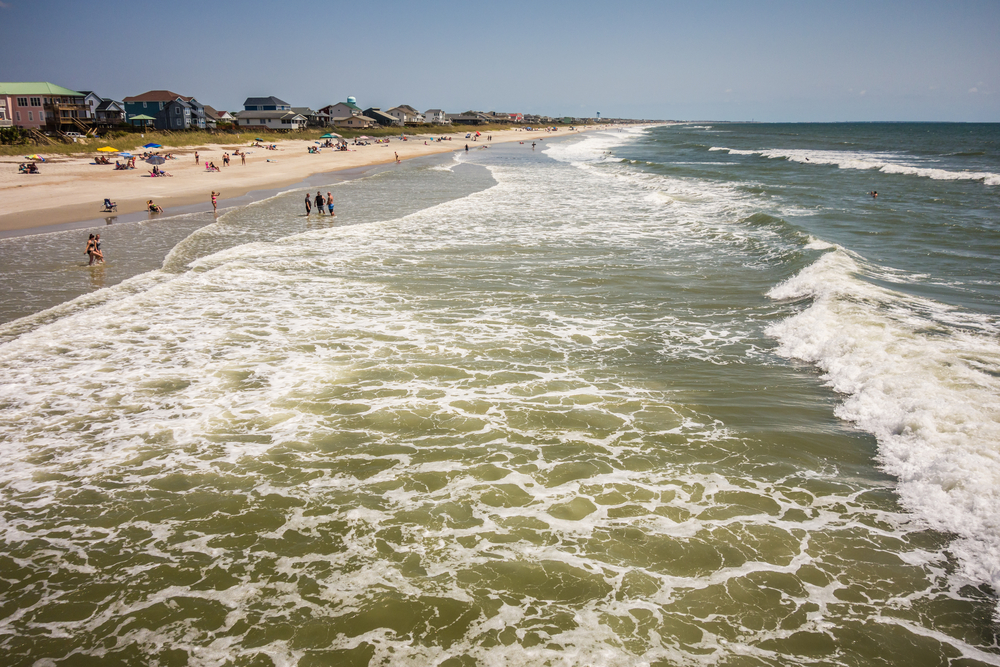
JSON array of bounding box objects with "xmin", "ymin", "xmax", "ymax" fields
[{"xmin": 97, "ymin": 146, "xmax": 118, "ymax": 152}]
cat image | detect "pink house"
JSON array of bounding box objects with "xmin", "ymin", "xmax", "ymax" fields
[{"xmin": 0, "ymin": 82, "xmax": 88, "ymax": 130}]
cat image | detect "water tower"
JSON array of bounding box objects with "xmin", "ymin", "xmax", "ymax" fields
[{"xmin": 347, "ymin": 96, "xmax": 357, "ymax": 106}]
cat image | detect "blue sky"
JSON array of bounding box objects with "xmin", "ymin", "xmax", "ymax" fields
[{"xmin": 1, "ymin": 0, "xmax": 997, "ymax": 121}]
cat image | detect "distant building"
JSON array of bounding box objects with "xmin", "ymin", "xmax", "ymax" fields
[
  {"xmin": 331, "ymin": 114, "xmax": 376, "ymax": 129},
  {"xmin": 423, "ymin": 109, "xmax": 450, "ymax": 125},
  {"xmin": 204, "ymin": 106, "xmax": 236, "ymax": 125},
  {"xmin": 363, "ymin": 108, "xmax": 401, "ymax": 127},
  {"xmin": 235, "ymin": 110, "xmax": 307, "ymax": 131},
  {"xmin": 292, "ymin": 107, "xmax": 327, "ymax": 127},
  {"xmin": 321, "ymin": 96, "xmax": 363, "ymax": 120},
  {"xmin": 243, "ymin": 96, "xmax": 292, "ymax": 111},
  {"xmin": 446, "ymin": 111, "xmax": 490, "ymax": 125},
  {"xmin": 123, "ymin": 90, "xmax": 206, "ymax": 130},
  {"xmin": 386, "ymin": 105, "xmax": 424, "ymax": 124},
  {"xmin": 76, "ymin": 91, "xmax": 103, "ymax": 120},
  {"xmin": 94, "ymin": 98, "xmax": 126, "ymax": 123},
  {"xmin": 0, "ymin": 82, "xmax": 89, "ymax": 131}
]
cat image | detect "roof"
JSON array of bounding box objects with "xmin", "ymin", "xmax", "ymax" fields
[
  {"xmin": 424, "ymin": 109, "xmax": 445, "ymax": 114},
  {"xmin": 123, "ymin": 90, "xmax": 191, "ymax": 103},
  {"xmin": 96, "ymin": 99, "xmax": 123, "ymax": 111},
  {"xmin": 332, "ymin": 115, "xmax": 376, "ymax": 122},
  {"xmin": 244, "ymin": 96, "xmax": 290, "ymax": 107},
  {"xmin": 0, "ymin": 82, "xmax": 84, "ymax": 96},
  {"xmin": 235, "ymin": 110, "xmax": 306, "ymax": 120},
  {"xmin": 292, "ymin": 106, "xmax": 316, "ymax": 115}
]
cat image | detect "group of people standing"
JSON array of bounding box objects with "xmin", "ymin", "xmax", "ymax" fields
[{"xmin": 305, "ymin": 191, "xmax": 335, "ymax": 216}]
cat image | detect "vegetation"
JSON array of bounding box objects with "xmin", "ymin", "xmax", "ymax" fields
[{"xmin": 0, "ymin": 123, "xmax": 530, "ymax": 157}]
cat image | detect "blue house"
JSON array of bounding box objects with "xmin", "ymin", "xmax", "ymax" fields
[{"xmin": 243, "ymin": 96, "xmax": 291, "ymax": 112}]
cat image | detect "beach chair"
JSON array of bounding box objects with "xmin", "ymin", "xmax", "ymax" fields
[{"xmin": 103, "ymin": 199, "xmax": 117, "ymax": 212}]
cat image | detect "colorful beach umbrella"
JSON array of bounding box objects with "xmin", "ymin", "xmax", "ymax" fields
[
  {"xmin": 97, "ymin": 146, "xmax": 118, "ymax": 152},
  {"xmin": 321, "ymin": 133, "xmax": 340, "ymax": 138},
  {"xmin": 143, "ymin": 143, "xmax": 162, "ymax": 148}
]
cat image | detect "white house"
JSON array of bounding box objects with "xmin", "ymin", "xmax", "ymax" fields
[
  {"xmin": 235, "ymin": 110, "xmax": 307, "ymax": 130},
  {"xmin": 77, "ymin": 91, "xmax": 104, "ymax": 119},
  {"xmin": 387, "ymin": 105, "xmax": 424, "ymax": 124},
  {"xmin": 423, "ymin": 109, "xmax": 450, "ymax": 124}
]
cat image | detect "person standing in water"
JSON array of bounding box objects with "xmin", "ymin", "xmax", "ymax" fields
[
  {"xmin": 211, "ymin": 191, "xmax": 219, "ymax": 212},
  {"xmin": 326, "ymin": 191, "xmax": 335, "ymax": 217},
  {"xmin": 304, "ymin": 193, "xmax": 312, "ymax": 215},
  {"xmin": 315, "ymin": 191, "xmax": 325, "ymax": 215}
]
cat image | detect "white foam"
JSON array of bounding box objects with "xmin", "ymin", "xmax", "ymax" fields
[
  {"xmin": 712, "ymin": 146, "xmax": 1000, "ymax": 185},
  {"xmin": 768, "ymin": 248, "xmax": 1000, "ymax": 604}
]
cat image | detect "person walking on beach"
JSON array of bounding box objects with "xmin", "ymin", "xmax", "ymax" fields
[
  {"xmin": 211, "ymin": 191, "xmax": 219, "ymax": 212},
  {"xmin": 195, "ymin": 151, "xmax": 199, "ymax": 164},
  {"xmin": 326, "ymin": 191, "xmax": 334, "ymax": 217},
  {"xmin": 395, "ymin": 152, "xmax": 399, "ymax": 164},
  {"xmin": 241, "ymin": 152, "xmax": 246, "ymax": 166},
  {"xmin": 465, "ymin": 144, "xmax": 469, "ymax": 152},
  {"xmin": 315, "ymin": 191, "xmax": 325, "ymax": 215},
  {"xmin": 304, "ymin": 193, "xmax": 312, "ymax": 215},
  {"xmin": 223, "ymin": 153, "xmax": 230, "ymax": 167}
]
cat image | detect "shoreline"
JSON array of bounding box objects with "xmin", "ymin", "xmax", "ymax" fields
[{"xmin": 0, "ymin": 127, "xmax": 595, "ymax": 235}]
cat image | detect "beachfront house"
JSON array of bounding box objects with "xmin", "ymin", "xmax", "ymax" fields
[
  {"xmin": 363, "ymin": 108, "xmax": 401, "ymax": 127},
  {"xmin": 331, "ymin": 114, "xmax": 377, "ymax": 129},
  {"xmin": 423, "ymin": 109, "xmax": 450, "ymax": 125},
  {"xmin": 244, "ymin": 96, "xmax": 292, "ymax": 112},
  {"xmin": 94, "ymin": 99, "xmax": 125, "ymax": 123},
  {"xmin": 386, "ymin": 105, "xmax": 424, "ymax": 125},
  {"xmin": 0, "ymin": 97, "xmax": 9, "ymax": 127},
  {"xmin": 235, "ymin": 110, "xmax": 307, "ymax": 131},
  {"xmin": 0, "ymin": 82, "xmax": 90, "ymax": 133},
  {"xmin": 320, "ymin": 97, "xmax": 363, "ymax": 120},
  {"xmin": 446, "ymin": 111, "xmax": 491, "ymax": 126},
  {"xmin": 123, "ymin": 90, "xmax": 207, "ymax": 130},
  {"xmin": 76, "ymin": 91, "xmax": 103, "ymax": 120},
  {"xmin": 292, "ymin": 107, "xmax": 328, "ymax": 127}
]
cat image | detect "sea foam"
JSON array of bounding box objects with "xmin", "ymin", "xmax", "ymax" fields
[
  {"xmin": 711, "ymin": 147, "xmax": 1000, "ymax": 185},
  {"xmin": 768, "ymin": 247, "xmax": 1000, "ymax": 607}
]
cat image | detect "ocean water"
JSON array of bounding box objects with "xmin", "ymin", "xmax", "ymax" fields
[{"xmin": 0, "ymin": 124, "xmax": 999, "ymax": 666}]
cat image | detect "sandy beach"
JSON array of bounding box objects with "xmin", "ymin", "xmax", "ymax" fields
[{"xmin": 0, "ymin": 127, "xmax": 591, "ymax": 233}]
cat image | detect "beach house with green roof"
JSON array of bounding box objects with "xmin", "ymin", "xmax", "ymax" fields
[
  {"xmin": 319, "ymin": 97, "xmax": 363, "ymax": 120},
  {"xmin": 0, "ymin": 82, "xmax": 88, "ymax": 131}
]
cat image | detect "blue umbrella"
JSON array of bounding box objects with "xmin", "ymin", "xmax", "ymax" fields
[
  {"xmin": 119, "ymin": 152, "xmax": 133, "ymax": 158},
  {"xmin": 143, "ymin": 143, "xmax": 162, "ymax": 148}
]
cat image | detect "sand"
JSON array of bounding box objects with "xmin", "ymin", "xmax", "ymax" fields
[{"xmin": 0, "ymin": 127, "xmax": 591, "ymax": 233}]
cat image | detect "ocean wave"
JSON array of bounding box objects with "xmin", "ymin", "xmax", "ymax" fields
[
  {"xmin": 712, "ymin": 147, "xmax": 1000, "ymax": 185},
  {"xmin": 768, "ymin": 247, "xmax": 1000, "ymax": 610}
]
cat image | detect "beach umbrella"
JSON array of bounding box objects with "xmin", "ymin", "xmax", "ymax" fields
[
  {"xmin": 321, "ymin": 133, "xmax": 340, "ymax": 138},
  {"xmin": 26, "ymin": 154, "xmax": 43, "ymax": 161},
  {"xmin": 147, "ymin": 156, "xmax": 166, "ymax": 165},
  {"xmin": 143, "ymin": 143, "xmax": 162, "ymax": 148},
  {"xmin": 255, "ymin": 138, "xmax": 264, "ymax": 142},
  {"xmin": 119, "ymin": 152, "xmax": 133, "ymax": 158},
  {"xmin": 98, "ymin": 146, "xmax": 118, "ymax": 152}
]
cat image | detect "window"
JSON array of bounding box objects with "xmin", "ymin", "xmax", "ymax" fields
[
  {"xmin": 28, "ymin": 111, "xmax": 33, "ymax": 121},
  {"xmin": 17, "ymin": 97, "xmax": 27, "ymax": 107},
  {"xmin": 143, "ymin": 102, "xmax": 147, "ymax": 109},
  {"xmin": 30, "ymin": 97, "xmax": 40, "ymax": 106},
  {"xmin": 15, "ymin": 111, "xmax": 20, "ymax": 121},
  {"xmin": 175, "ymin": 107, "xmax": 180, "ymax": 114}
]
